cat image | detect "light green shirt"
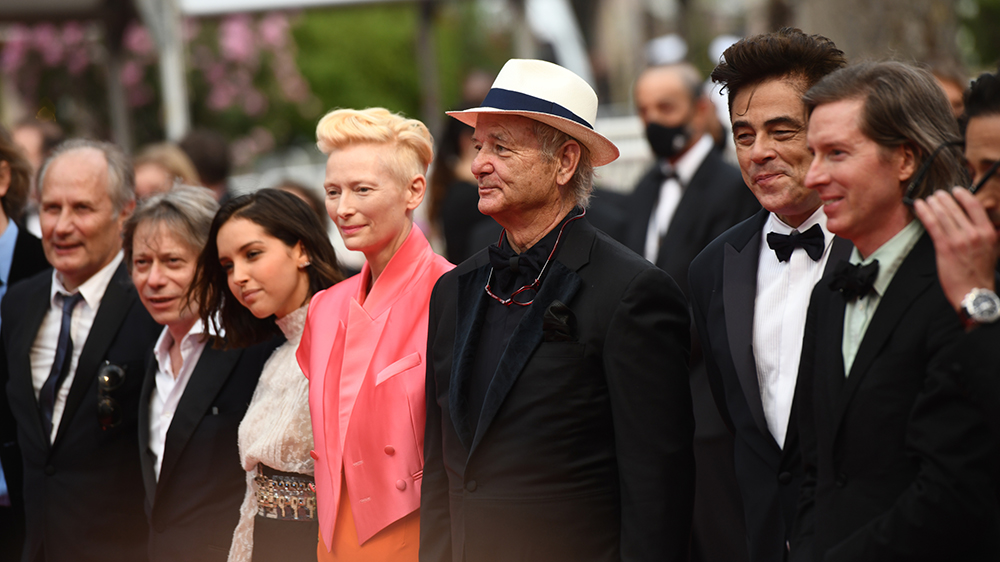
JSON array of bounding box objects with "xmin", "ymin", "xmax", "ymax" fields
[{"xmin": 842, "ymin": 220, "xmax": 925, "ymax": 375}]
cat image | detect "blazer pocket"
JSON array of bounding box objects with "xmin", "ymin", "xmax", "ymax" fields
[{"xmin": 375, "ymin": 351, "xmax": 423, "ymax": 385}]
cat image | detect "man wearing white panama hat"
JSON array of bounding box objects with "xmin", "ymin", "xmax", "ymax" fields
[{"xmin": 421, "ymin": 59, "xmax": 695, "ymax": 562}]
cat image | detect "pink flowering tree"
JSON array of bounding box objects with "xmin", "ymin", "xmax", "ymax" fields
[{"xmin": 0, "ymin": 12, "xmax": 320, "ymax": 166}]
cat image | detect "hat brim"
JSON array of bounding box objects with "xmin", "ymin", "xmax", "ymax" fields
[{"xmin": 446, "ymin": 108, "xmax": 620, "ymax": 167}]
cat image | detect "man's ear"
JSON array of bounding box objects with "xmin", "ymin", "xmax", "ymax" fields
[
  {"xmin": 898, "ymin": 144, "xmax": 918, "ymax": 184},
  {"xmin": 555, "ymin": 141, "xmax": 581, "ymax": 187},
  {"xmin": 0, "ymin": 161, "xmax": 11, "ymax": 199}
]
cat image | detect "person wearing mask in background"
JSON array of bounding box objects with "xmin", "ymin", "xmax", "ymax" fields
[
  {"xmin": 1, "ymin": 139, "xmax": 161, "ymax": 562},
  {"xmin": 123, "ymin": 186, "xmax": 279, "ymax": 562},
  {"xmin": 688, "ymin": 28, "xmax": 850, "ymax": 562},
  {"xmin": 914, "ymin": 67, "xmax": 1000, "ymax": 436},
  {"xmin": 191, "ymin": 188, "xmax": 343, "ymax": 562},
  {"xmin": 298, "ymin": 107, "xmax": 453, "ymax": 561},
  {"xmin": 793, "ymin": 61, "xmax": 999, "ymax": 561},
  {"xmin": 0, "ymin": 125, "xmax": 50, "ymax": 562},
  {"xmin": 624, "ymin": 60, "xmax": 759, "ymax": 562}
]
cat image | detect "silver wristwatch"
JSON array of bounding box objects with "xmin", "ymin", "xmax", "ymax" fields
[{"xmin": 960, "ymin": 288, "xmax": 1000, "ymax": 326}]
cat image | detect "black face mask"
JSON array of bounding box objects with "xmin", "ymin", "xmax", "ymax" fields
[{"xmin": 645, "ymin": 121, "xmax": 691, "ymax": 160}]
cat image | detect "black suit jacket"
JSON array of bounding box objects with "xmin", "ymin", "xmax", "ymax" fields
[
  {"xmin": 0, "ymin": 226, "xmax": 48, "ymax": 562},
  {"xmin": 951, "ymin": 321, "xmax": 1000, "ymax": 438},
  {"xmin": 1, "ymin": 263, "xmax": 161, "ymax": 562},
  {"xmin": 420, "ymin": 218, "xmax": 695, "ymax": 562},
  {"xmin": 625, "ymin": 149, "xmax": 760, "ymax": 298},
  {"xmin": 688, "ymin": 209, "xmax": 852, "ymax": 562},
  {"xmin": 138, "ymin": 338, "xmax": 277, "ymax": 562},
  {"xmin": 793, "ymin": 234, "xmax": 1000, "ymax": 561}
]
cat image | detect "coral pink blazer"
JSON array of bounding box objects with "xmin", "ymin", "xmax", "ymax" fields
[{"xmin": 298, "ymin": 226, "xmax": 453, "ymax": 548}]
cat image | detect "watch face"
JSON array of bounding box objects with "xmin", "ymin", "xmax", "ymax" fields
[{"xmin": 971, "ymin": 291, "xmax": 1000, "ymax": 322}]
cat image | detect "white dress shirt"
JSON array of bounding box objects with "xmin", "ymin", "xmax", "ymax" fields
[
  {"xmin": 31, "ymin": 252, "xmax": 124, "ymax": 442},
  {"xmin": 753, "ymin": 208, "xmax": 834, "ymax": 448},
  {"xmin": 644, "ymin": 134, "xmax": 714, "ymax": 262},
  {"xmin": 149, "ymin": 321, "xmax": 209, "ymax": 481}
]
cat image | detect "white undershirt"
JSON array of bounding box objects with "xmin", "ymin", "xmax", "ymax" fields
[
  {"xmin": 31, "ymin": 252, "xmax": 123, "ymax": 442},
  {"xmin": 149, "ymin": 321, "xmax": 209, "ymax": 480},
  {"xmin": 753, "ymin": 208, "xmax": 834, "ymax": 448},
  {"xmin": 644, "ymin": 134, "xmax": 714, "ymax": 262}
]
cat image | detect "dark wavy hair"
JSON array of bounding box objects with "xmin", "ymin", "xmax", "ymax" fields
[
  {"xmin": 711, "ymin": 27, "xmax": 846, "ymax": 115},
  {"xmin": 191, "ymin": 188, "xmax": 343, "ymax": 348},
  {"xmin": 961, "ymin": 65, "xmax": 1000, "ymax": 135}
]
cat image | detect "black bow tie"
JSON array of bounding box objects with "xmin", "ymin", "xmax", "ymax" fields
[
  {"xmin": 488, "ymin": 243, "xmax": 543, "ymax": 276},
  {"xmin": 766, "ymin": 223, "xmax": 825, "ymax": 262},
  {"xmin": 829, "ymin": 259, "xmax": 880, "ymax": 300}
]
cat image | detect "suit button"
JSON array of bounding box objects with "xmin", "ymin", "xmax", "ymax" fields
[
  {"xmin": 44, "ymin": 465, "xmax": 55, "ymax": 476},
  {"xmin": 836, "ymin": 473, "xmax": 848, "ymax": 488},
  {"xmin": 778, "ymin": 471, "xmax": 792, "ymax": 485},
  {"xmin": 396, "ymin": 479, "xmax": 407, "ymax": 491},
  {"xmin": 309, "ymin": 450, "xmax": 319, "ymax": 460},
  {"xmin": 465, "ymin": 480, "xmax": 477, "ymax": 492},
  {"xmin": 384, "ymin": 446, "xmax": 395, "ymax": 456}
]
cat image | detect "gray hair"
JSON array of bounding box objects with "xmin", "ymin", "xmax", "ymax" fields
[
  {"xmin": 803, "ymin": 61, "xmax": 964, "ymax": 200},
  {"xmin": 122, "ymin": 185, "xmax": 219, "ymax": 272},
  {"xmin": 38, "ymin": 139, "xmax": 135, "ymax": 212},
  {"xmin": 531, "ymin": 121, "xmax": 594, "ymax": 207}
]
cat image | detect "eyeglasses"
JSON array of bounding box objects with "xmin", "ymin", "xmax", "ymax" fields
[
  {"xmin": 969, "ymin": 159, "xmax": 1000, "ymax": 196},
  {"xmin": 903, "ymin": 139, "xmax": 965, "ymax": 206},
  {"xmin": 97, "ymin": 361, "xmax": 126, "ymax": 430},
  {"xmin": 484, "ymin": 209, "xmax": 586, "ymax": 307}
]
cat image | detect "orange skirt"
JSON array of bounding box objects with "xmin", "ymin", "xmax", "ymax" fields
[{"xmin": 317, "ymin": 473, "xmax": 419, "ymax": 562}]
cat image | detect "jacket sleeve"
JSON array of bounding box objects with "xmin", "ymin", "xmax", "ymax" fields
[
  {"xmin": 604, "ymin": 266, "xmax": 695, "ymax": 562},
  {"xmin": 419, "ymin": 282, "xmax": 452, "ymax": 562}
]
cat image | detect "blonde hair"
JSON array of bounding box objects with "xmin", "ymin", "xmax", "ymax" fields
[
  {"xmin": 316, "ymin": 107, "xmax": 433, "ymax": 186},
  {"xmin": 134, "ymin": 142, "xmax": 200, "ymax": 186}
]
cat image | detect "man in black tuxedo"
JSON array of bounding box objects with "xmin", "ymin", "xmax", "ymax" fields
[
  {"xmin": 0, "ymin": 140, "xmax": 160, "ymax": 562},
  {"xmin": 625, "ymin": 61, "xmax": 759, "ymax": 562},
  {"xmin": 687, "ymin": 28, "xmax": 849, "ymax": 562},
  {"xmin": 914, "ymin": 67, "xmax": 1000, "ymax": 436},
  {"xmin": 421, "ymin": 58, "xmax": 695, "ymax": 562},
  {"xmin": 0, "ymin": 125, "xmax": 50, "ymax": 562},
  {"xmin": 792, "ymin": 61, "xmax": 1000, "ymax": 561}
]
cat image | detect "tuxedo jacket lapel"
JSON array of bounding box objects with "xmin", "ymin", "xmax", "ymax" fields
[
  {"xmin": 722, "ymin": 217, "xmax": 771, "ymax": 444},
  {"xmin": 138, "ymin": 357, "xmax": 157, "ymax": 505},
  {"xmin": 449, "ymin": 265, "xmax": 491, "ymax": 451},
  {"xmin": 54, "ymin": 264, "xmax": 133, "ymax": 448},
  {"xmin": 156, "ymin": 346, "xmax": 242, "ymax": 497},
  {"xmin": 469, "ymin": 261, "xmax": 582, "ymax": 457},
  {"xmin": 10, "ymin": 274, "xmax": 54, "ymax": 449},
  {"xmin": 837, "ymin": 235, "xmax": 935, "ymax": 421}
]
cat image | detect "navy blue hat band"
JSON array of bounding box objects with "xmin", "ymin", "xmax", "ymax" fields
[{"xmin": 480, "ymin": 88, "xmax": 594, "ymax": 130}]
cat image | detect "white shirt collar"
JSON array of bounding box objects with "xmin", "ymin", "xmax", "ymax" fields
[
  {"xmin": 659, "ymin": 133, "xmax": 715, "ymax": 186},
  {"xmin": 153, "ymin": 320, "xmax": 209, "ymax": 372},
  {"xmin": 49, "ymin": 251, "xmax": 124, "ymax": 310}
]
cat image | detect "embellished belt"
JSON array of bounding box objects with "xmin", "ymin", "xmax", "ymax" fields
[{"xmin": 254, "ymin": 463, "xmax": 317, "ymax": 521}]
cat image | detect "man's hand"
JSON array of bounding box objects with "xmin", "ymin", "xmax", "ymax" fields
[{"xmin": 914, "ymin": 188, "xmax": 998, "ymax": 310}]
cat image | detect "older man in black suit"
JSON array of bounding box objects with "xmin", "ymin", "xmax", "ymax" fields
[
  {"xmin": 688, "ymin": 29, "xmax": 849, "ymax": 562},
  {"xmin": 792, "ymin": 61, "xmax": 1000, "ymax": 561},
  {"xmin": 421, "ymin": 59, "xmax": 695, "ymax": 562},
  {"xmin": 0, "ymin": 140, "xmax": 160, "ymax": 562}
]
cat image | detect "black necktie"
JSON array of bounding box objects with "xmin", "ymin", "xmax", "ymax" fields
[
  {"xmin": 39, "ymin": 292, "xmax": 83, "ymax": 438},
  {"xmin": 828, "ymin": 260, "xmax": 880, "ymax": 301},
  {"xmin": 767, "ymin": 223, "xmax": 825, "ymax": 262}
]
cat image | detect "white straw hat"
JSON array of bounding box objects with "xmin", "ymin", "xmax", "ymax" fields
[{"xmin": 447, "ymin": 59, "xmax": 620, "ymax": 167}]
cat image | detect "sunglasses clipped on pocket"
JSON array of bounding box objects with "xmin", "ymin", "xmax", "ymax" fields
[{"xmin": 97, "ymin": 361, "xmax": 126, "ymax": 430}]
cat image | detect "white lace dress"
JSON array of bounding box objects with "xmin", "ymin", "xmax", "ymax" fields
[{"xmin": 227, "ymin": 305, "xmax": 315, "ymax": 562}]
